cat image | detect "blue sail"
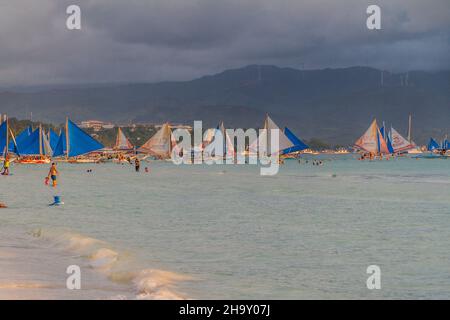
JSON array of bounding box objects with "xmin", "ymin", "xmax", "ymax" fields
[
  {"xmin": 427, "ymin": 138, "xmax": 440, "ymax": 151},
  {"xmin": 18, "ymin": 127, "xmax": 53, "ymax": 156},
  {"xmin": 282, "ymin": 127, "xmax": 308, "ymax": 154},
  {"xmin": 11, "ymin": 126, "xmax": 32, "ymax": 153},
  {"xmin": 0, "ymin": 122, "xmax": 7, "ymax": 155},
  {"xmin": 16, "ymin": 126, "xmax": 32, "ymax": 144},
  {"xmin": 386, "ymin": 134, "xmax": 394, "ymax": 153},
  {"xmin": 52, "ymin": 132, "xmax": 67, "ymax": 157},
  {"xmin": 53, "ymin": 120, "xmax": 103, "ymax": 157},
  {"xmin": 67, "ymin": 120, "xmax": 104, "ymax": 157},
  {"xmin": 443, "ymin": 140, "xmax": 450, "ymax": 150},
  {"xmin": 49, "ymin": 129, "xmax": 59, "ymax": 151},
  {"xmin": 380, "ymin": 126, "xmax": 386, "ymax": 139},
  {"xmin": 18, "ymin": 129, "xmax": 42, "ymax": 155},
  {"xmin": 0, "ymin": 121, "xmax": 19, "ymax": 155}
]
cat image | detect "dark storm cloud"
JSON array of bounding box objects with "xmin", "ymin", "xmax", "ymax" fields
[{"xmin": 0, "ymin": 0, "xmax": 449, "ymax": 86}]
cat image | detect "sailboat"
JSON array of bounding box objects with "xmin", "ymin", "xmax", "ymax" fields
[
  {"xmin": 52, "ymin": 118, "xmax": 104, "ymax": 162},
  {"xmin": 48, "ymin": 129, "xmax": 60, "ymax": 152},
  {"xmin": 354, "ymin": 119, "xmax": 390, "ymax": 155},
  {"xmin": 248, "ymin": 114, "xmax": 297, "ymax": 157},
  {"xmin": 13, "ymin": 125, "xmax": 33, "ymax": 152},
  {"xmin": 427, "ymin": 138, "xmax": 440, "ymax": 152},
  {"xmin": 282, "ymin": 127, "xmax": 308, "ymax": 156},
  {"xmin": 202, "ymin": 122, "xmax": 236, "ymax": 161},
  {"xmin": 15, "ymin": 125, "xmax": 52, "ymax": 164},
  {"xmin": 405, "ymin": 114, "xmax": 422, "ymax": 154},
  {"xmin": 414, "ymin": 138, "xmax": 449, "ymax": 159},
  {"xmin": 442, "ymin": 139, "xmax": 450, "ymax": 150},
  {"xmin": 0, "ymin": 117, "xmax": 19, "ymax": 159},
  {"xmin": 138, "ymin": 123, "xmax": 172, "ymax": 159},
  {"xmin": 379, "ymin": 125, "xmax": 394, "ymax": 154},
  {"xmin": 390, "ymin": 127, "xmax": 416, "ymax": 153},
  {"xmin": 111, "ymin": 127, "xmax": 135, "ymax": 163},
  {"xmin": 114, "ymin": 127, "xmax": 134, "ymax": 151}
]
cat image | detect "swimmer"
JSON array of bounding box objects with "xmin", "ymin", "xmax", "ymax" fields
[{"xmin": 47, "ymin": 162, "xmax": 59, "ymax": 187}]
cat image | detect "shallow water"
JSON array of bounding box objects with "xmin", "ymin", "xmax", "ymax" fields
[{"xmin": 1, "ymin": 155, "xmax": 449, "ymax": 299}]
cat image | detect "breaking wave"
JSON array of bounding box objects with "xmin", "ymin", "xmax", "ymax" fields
[{"xmin": 30, "ymin": 228, "xmax": 191, "ymax": 300}]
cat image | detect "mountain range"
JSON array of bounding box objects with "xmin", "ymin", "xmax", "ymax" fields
[{"xmin": 1, "ymin": 65, "xmax": 449, "ymax": 145}]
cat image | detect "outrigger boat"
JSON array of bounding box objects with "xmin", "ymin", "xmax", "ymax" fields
[
  {"xmin": 15, "ymin": 125, "xmax": 52, "ymax": 164},
  {"xmin": 201, "ymin": 122, "xmax": 236, "ymax": 162},
  {"xmin": 112, "ymin": 127, "xmax": 135, "ymax": 163},
  {"xmin": 355, "ymin": 119, "xmax": 390, "ymax": 158},
  {"xmin": 413, "ymin": 137, "xmax": 449, "ymax": 159},
  {"xmin": 18, "ymin": 157, "xmax": 51, "ymax": 164},
  {"xmin": 52, "ymin": 118, "xmax": 104, "ymax": 162},
  {"xmin": 248, "ymin": 114, "xmax": 308, "ymax": 158},
  {"xmin": 0, "ymin": 117, "xmax": 20, "ymax": 160},
  {"xmin": 138, "ymin": 123, "xmax": 175, "ymax": 160}
]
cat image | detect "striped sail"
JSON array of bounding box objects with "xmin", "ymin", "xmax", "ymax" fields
[
  {"xmin": 390, "ymin": 127, "xmax": 415, "ymax": 152},
  {"xmin": 114, "ymin": 127, "xmax": 134, "ymax": 150},
  {"xmin": 138, "ymin": 123, "xmax": 172, "ymax": 158},
  {"xmin": 355, "ymin": 120, "xmax": 390, "ymax": 154}
]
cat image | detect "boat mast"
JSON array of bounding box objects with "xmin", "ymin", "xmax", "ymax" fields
[
  {"xmin": 65, "ymin": 117, "xmax": 70, "ymax": 158},
  {"xmin": 5, "ymin": 116, "xmax": 9, "ymax": 157},
  {"xmin": 264, "ymin": 114, "xmax": 269, "ymax": 156},
  {"xmin": 39, "ymin": 124, "xmax": 43, "ymax": 156},
  {"xmin": 408, "ymin": 114, "xmax": 412, "ymax": 143},
  {"xmin": 163, "ymin": 122, "xmax": 171, "ymax": 158}
]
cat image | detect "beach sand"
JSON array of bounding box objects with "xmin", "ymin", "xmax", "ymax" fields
[{"xmin": 0, "ymin": 228, "xmax": 135, "ymax": 300}]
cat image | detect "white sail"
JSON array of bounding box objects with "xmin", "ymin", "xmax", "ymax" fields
[
  {"xmin": 248, "ymin": 130, "xmax": 263, "ymax": 154},
  {"xmin": 219, "ymin": 122, "xmax": 235, "ymax": 158},
  {"xmin": 201, "ymin": 122, "xmax": 235, "ymax": 158},
  {"xmin": 42, "ymin": 131, "xmax": 52, "ymax": 156},
  {"xmin": 138, "ymin": 123, "xmax": 172, "ymax": 158},
  {"xmin": 266, "ymin": 116, "xmax": 294, "ymax": 153},
  {"xmin": 203, "ymin": 128, "xmax": 216, "ymax": 146},
  {"xmin": 224, "ymin": 130, "xmax": 235, "ymax": 158},
  {"xmin": 248, "ymin": 115, "xmax": 293, "ymax": 155},
  {"xmin": 390, "ymin": 127, "xmax": 415, "ymax": 152}
]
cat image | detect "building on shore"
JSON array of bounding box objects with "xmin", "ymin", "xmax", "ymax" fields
[{"xmin": 79, "ymin": 120, "xmax": 115, "ymax": 131}]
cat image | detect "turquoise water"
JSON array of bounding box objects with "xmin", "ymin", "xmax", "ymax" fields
[{"xmin": 1, "ymin": 156, "xmax": 450, "ymax": 299}]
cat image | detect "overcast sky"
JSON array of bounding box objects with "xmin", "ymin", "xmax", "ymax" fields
[{"xmin": 0, "ymin": 0, "xmax": 449, "ymax": 86}]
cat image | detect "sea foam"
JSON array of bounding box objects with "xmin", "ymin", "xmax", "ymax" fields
[{"xmin": 31, "ymin": 228, "xmax": 191, "ymax": 300}]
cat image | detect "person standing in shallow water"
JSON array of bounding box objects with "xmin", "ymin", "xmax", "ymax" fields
[
  {"xmin": 135, "ymin": 158, "xmax": 140, "ymax": 172},
  {"xmin": 47, "ymin": 162, "xmax": 59, "ymax": 187},
  {"xmin": 1, "ymin": 154, "xmax": 10, "ymax": 175}
]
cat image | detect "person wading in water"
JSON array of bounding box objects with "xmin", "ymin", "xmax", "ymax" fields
[
  {"xmin": 135, "ymin": 158, "xmax": 140, "ymax": 172},
  {"xmin": 1, "ymin": 154, "xmax": 10, "ymax": 176},
  {"xmin": 47, "ymin": 162, "xmax": 59, "ymax": 187}
]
